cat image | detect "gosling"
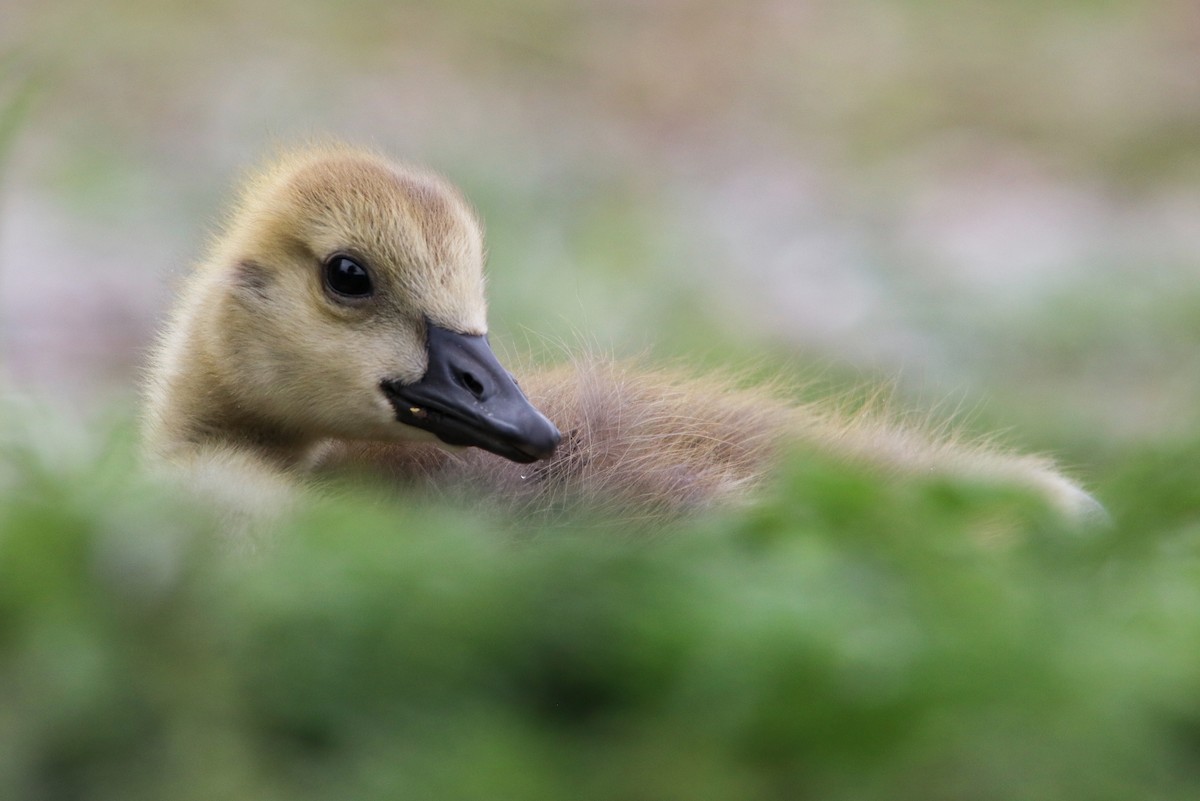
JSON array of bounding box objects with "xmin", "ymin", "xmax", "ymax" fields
[{"xmin": 143, "ymin": 145, "xmax": 1102, "ymax": 526}]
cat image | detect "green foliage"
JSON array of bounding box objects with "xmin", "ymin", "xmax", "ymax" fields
[{"xmin": 3, "ymin": 420, "xmax": 1200, "ymax": 801}]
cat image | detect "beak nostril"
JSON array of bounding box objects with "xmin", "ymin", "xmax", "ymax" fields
[{"xmin": 458, "ymin": 370, "xmax": 486, "ymax": 400}]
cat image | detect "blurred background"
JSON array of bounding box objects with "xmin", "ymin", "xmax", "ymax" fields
[{"xmin": 2, "ymin": 0, "xmax": 1199, "ymax": 465}]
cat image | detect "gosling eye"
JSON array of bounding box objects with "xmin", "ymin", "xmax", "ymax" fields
[{"xmin": 323, "ymin": 254, "xmax": 374, "ymax": 299}]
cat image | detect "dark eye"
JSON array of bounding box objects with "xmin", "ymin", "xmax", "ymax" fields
[{"xmin": 324, "ymin": 255, "xmax": 373, "ymax": 299}]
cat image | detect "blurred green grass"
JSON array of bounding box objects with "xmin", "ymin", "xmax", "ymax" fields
[{"xmin": 2, "ymin": 407, "xmax": 1200, "ymax": 801}]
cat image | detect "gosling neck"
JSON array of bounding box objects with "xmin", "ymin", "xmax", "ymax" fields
[{"xmin": 146, "ymin": 279, "xmax": 322, "ymax": 471}]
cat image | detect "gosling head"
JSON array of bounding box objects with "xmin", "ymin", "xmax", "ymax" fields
[{"xmin": 199, "ymin": 146, "xmax": 561, "ymax": 463}]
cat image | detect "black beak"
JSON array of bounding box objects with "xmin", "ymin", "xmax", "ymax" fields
[{"xmin": 382, "ymin": 323, "xmax": 561, "ymax": 464}]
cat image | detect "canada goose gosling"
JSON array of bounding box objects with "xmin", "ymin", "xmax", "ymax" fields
[{"xmin": 143, "ymin": 145, "xmax": 1103, "ymax": 526}]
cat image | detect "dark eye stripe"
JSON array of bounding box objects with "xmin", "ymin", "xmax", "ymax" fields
[{"xmin": 324, "ymin": 255, "xmax": 373, "ymax": 299}]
